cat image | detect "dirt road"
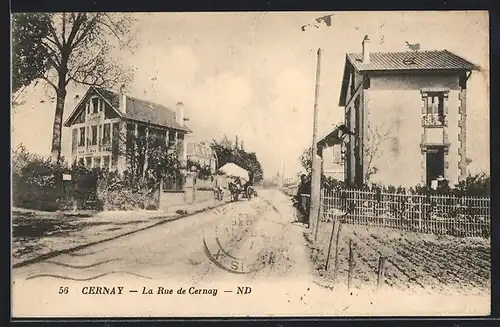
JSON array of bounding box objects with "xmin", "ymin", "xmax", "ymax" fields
[{"xmin": 12, "ymin": 189, "xmax": 489, "ymax": 317}]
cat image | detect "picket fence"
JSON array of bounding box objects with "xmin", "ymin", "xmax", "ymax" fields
[{"xmin": 321, "ymin": 189, "xmax": 490, "ymax": 238}]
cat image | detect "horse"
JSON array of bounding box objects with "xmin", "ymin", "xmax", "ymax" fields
[
  {"xmin": 245, "ymin": 185, "xmax": 257, "ymax": 199},
  {"xmin": 213, "ymin": 186, "xmax": 225, "ymax": 201},
  {"xmin": 228, "ymin": 181, "xmax": 242, "ymax": 202}
]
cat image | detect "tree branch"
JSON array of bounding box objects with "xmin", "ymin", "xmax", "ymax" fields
[
  {"xmin": 65, "ymin": 13, "xmax": 87, "ymax": 50},
  {"xmin": 46, "ymin": 21, "xmax": 63, "ymax": 51},
  {"xmin": 69, "ymin": 13, "xmax": 102, "ymax": 51},
  {"xmin": 40, "ymin": 75, "xmax": 58, "ymax": 92},
  {"xmin": 62, "ymin": 13, "xmax": 67, "ymax": 45}
]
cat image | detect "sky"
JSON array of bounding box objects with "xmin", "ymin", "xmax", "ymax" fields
[{"xmin": 11, "ymin": 11, "xmax": 490, "ymax": 179}]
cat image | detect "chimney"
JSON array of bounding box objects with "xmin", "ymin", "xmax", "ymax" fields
[
  {"xmin": 119, "ymin": 84, "xmax": 127, "ymax": 114},
  {"xmin": 362, "ymin": 35, "xmax": 370, "ymax": 64},
  {"xmin": 176, "ymin": 102, "xmax": 184, "ymax": 126}
]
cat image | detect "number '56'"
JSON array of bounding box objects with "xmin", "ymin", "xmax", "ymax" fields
[{"xmin": 59, "ymin": 287, "xmax": 69, "ymax": 294}]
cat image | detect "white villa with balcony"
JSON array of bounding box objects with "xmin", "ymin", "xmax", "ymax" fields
[{"xmin": 318, "ymin": 36, "xmax": 479, "ymax": 188}]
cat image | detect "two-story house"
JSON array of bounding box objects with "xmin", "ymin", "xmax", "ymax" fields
[
  {"xmin": 63, "ymin": 85, "xmax": 191, "ymax": 173},
  {"xmin": 330, "ymin": 36, "xmax": 479, "ymax": 188},
  {"xmin": 185, "ymin": 137, "xmax": 218, "ymax": 173}
]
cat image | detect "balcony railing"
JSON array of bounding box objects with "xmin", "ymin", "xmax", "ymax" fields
[
  {"xmin": 88, "ymin": 144, "xmax": 98, "ymax": 154},
  {"xmin": 101, "ymin": 141, "xmax": 112, "ymax": 152},
  {"xmin": 423, "ymin": 114, "xmax": 446, "ymax": 127},
  {"xmin": 77, "ymin": 146, "xmax": 86, "ymax": 155}
]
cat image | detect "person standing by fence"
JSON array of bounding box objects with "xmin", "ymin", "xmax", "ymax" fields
[{"xmin": 295, "ymin": 174, "xmax": 312, "ymax": 225}]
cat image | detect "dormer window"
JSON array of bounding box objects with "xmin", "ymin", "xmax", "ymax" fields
[{"xmin": 92, "ymin": 97, "xmax": 99, "ymax": 114}]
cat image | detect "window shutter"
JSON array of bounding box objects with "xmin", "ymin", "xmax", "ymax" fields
[
  {"xmin": 443, "ymin": 93, "xmax": 449, "ymax": 115},
  {"xmin": 72, "ymin": 128, "xmax": 78, "ymax": 153}
]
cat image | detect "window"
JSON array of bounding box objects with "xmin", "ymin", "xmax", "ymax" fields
[
  {"xmin": 333, "ymin": 145, "xmax": 342, "ymax": 164},
  {"xmin": 103, "ymin": 123, "xmax": 111, "ymax": 144},
  {"xmin": 85, "ymin": 157, "xmax": 92, "ymax": 167},
  {"xmin": 103, "ymin": 156, "xmax": 110, "ymax": 170},
  {"xmin": 79, "ymin": 127, "xmax": 86, "ymax": 146},
  {"xmin": 424, "ymin": 92, "xmax": 445, "ymax": 126},
  {"xmin": 167, "ymin": 130, "xmax": 176, "ymax": 147},
  {"xmin": 93, "ymin": 157, "xmax": 101, "ymax": 168},
  {"xmin": 126, "ymin": 123, "xmax": 135, "ymax": 153},
  {"xmin": 92, "ymin": 98, "xmax": 99, "ymax": 113},
  {"xmin": 91, "ymin": 125, "xmax": 98, "ymax": 145}
]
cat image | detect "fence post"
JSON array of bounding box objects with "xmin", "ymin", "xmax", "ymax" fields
[
  {"xmin": 377, "ymin": 255, "xmax": 387, "ymax": 292},
  {"xmin": 347, "ymin": 239, "xmax": 354, "ymax": 293},
  {"xmin": 418, "ymin": 201, "xmax": 422, "ymax": 232},
  {"xmin": 333, "ymin": 221, "xmax": 343, "ymax": 282},
  {"xmin": 158, "ymin": 177, "xmax": 163, "ymax": 208},
  {"xmin": 325, "ymin": 216, "xmax": 337, "ymax": 272}
]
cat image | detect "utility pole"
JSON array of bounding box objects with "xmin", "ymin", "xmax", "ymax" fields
[{"xmin": 310, "ymin": 48, "xmax": 322, "ymax": 239}]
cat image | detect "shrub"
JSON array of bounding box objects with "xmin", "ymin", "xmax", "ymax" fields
[
  {"xmin": 321, "ymin": 172, "xmax": 490, "ymax": 198},
  {"xmin": 12, "ymin": 145, "xmax": 67, "ymax": 211},
  {"xmin": 452, "ymin": 172, "xmax": 490, "ymax": 197},
  {"xmin": 97, "ymin": 169, "xmax": 160, "ymax": 211},
  {"xmin": 12, "ymin": 145, "xmax": 160, "ymax": 212}
]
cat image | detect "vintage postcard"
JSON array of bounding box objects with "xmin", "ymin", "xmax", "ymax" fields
[{"xmin": 11, "ymin": 11, "xmax": 490, "ymax": 317}]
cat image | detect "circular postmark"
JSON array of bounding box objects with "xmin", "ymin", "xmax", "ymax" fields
[{"xmin": 202, "ymin": 214, "xmax": 270, "ymax": 274}]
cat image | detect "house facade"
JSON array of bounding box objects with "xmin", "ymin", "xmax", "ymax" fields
[
  {"xmin": 337, "ymin": 36, "xmax": 478, "ymax": 188},
  {"xmin": 185, "ymin": 138, "xmax": 217, "ymax": 174},
  {"xmin": 63, "ymin": 86, "xmax": 191, "ymax": 173},
  {"xmin": 321, "ymin": 144, "xmax": 344, "ymax": 181}
]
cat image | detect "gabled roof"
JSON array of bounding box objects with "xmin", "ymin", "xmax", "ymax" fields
[
  {"xmin": 347, "ymin": 50, "xmax": 479, "ymax": 72},
  {"xmin": 64, "ymin": 86, "xmax": 191, "ymax": 133},
  {"xmin": 339, "ymin": 50, "xmax": 480, "ymax": 106}
]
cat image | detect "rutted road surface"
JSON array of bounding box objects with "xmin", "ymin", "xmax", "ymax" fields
[
  {"xmin": 13, "ymin": 189, "xmax": 311, "ymax": 283},
  {"xmin": 13, "ymin": 189, "xmax": 488, "ymax": 317}
]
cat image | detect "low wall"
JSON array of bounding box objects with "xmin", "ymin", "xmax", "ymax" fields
[
  {"xmin": 197, "ymin": 179, "xmax": 215, "ymax": 190},
  {"xmin": 159, "ymin": 188, "xmax": 216, "ymax": 212},
  {"xmin": 159, "ymin": 191, "xmax": 185, "ymax": 212},
  {"xmin": 196, "ymin": 189, "xmax": 215, "ymax": 202}
]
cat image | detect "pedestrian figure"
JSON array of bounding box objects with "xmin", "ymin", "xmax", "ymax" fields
[{"xmin": 294, "ymin": 174, "xmax": 311, "ymax": 226}]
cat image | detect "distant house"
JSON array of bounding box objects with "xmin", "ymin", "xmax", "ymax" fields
[
  {"xmin": 319, "ymin": 36, "xmax": 479, "ymax": 188},
  {"xmin": 63, "ymin": 85, "xmax": 191, "ymax": 173},
  {"xmin": 185, "ymin": 137, "xmax": 217, "ymax": 173}
]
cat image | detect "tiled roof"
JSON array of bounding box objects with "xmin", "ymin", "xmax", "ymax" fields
[
  {"xmin": 347, "ymin": 50, "xmax": 479, "ymax": 72},
  {"xmin": 95, "ymin": 88, "xmax": 191, "ymax": 132}
]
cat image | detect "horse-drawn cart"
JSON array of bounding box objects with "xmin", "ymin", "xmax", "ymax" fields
[
  {"xmin": 218, "ymin": 163, "xmax": 256, "ymax": 202},
  {"xmin": 228, "ymin": 182, "xmax": 257, "ymax": 202}
]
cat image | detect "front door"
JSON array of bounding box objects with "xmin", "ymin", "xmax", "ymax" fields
[{"xmin": 426, "ymin": 147, "xmax": 445, "ymax": 186}]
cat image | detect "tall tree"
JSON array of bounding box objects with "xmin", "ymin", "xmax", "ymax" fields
[
  {"xmin": 211, "ymin": 137, "xmax": 264, "ymax": 183},
  {"xmin": 12, "ymin": 13, "xmax": 52, "ymax": 98},
  {"xmin": 12, "ymin": 13, "xmax": 136, "ymax": 162}
]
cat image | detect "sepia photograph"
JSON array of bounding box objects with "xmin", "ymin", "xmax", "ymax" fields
[{"xmin": 11, "ymin": 11, "xmax": 490, "ymax": 317}]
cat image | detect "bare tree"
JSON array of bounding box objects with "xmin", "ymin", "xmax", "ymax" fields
[
  {"xmin": 118, "ymin": 127, "xmax": 183, "ymax": 184},
  {"xmin": 363, "ymin": 122, "xmax": 393, "ymax": 183},
  {"xmin": 24, "ymin": 13, "xmax": 137, "ymax": 162}
]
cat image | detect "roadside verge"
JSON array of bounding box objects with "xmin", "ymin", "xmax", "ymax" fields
[{"xmin": 12, "ymin": 198, "xmax": 231, "ymax": 269}]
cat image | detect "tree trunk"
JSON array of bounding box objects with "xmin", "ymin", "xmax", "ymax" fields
[{"xmin": 50, "ymin": 88, "xmax": 67, "ymax": 163}]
